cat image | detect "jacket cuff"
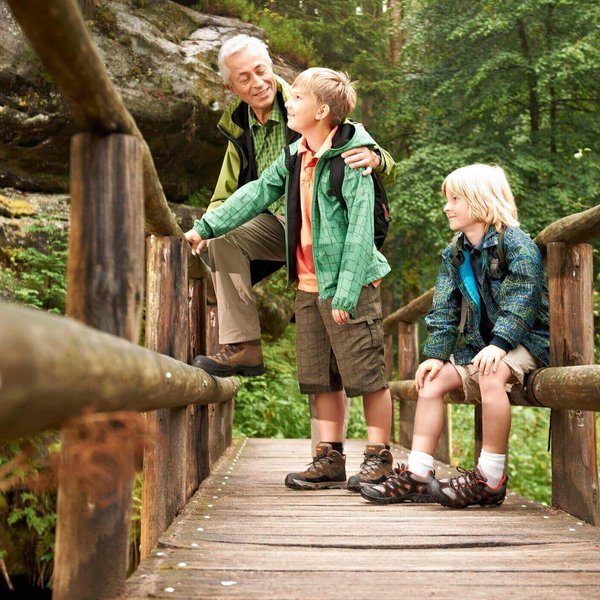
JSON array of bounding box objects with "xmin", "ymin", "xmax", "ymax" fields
[
  {"xmin": 490, "ymin": 336, "xmax": 513, "ymax": 353},
  {"xmin": 193, "ymin": 218, "xmax": 213, "ymax": 240}
]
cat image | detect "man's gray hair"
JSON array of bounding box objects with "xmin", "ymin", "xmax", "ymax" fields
[{"xmin": 218, "ymin": 34, "xmax": 272, "ymax": 84}]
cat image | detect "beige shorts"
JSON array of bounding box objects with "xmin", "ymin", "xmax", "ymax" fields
[{"xmin": 449, "ymin": 344, "xmax": 540, "ymax": 403}]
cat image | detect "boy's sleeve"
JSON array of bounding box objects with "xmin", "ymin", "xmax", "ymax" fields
[
  {"xmin": 422, "ymin": 254, "xmax": 462, "ymax": 360},
  {"xmin": 492, "ymin": 232, "xmax": 545, "ymax": 347},
  {"xmin": 331, "ymin": 167, "xmax": 376, "ymax": 315},
  {"xmin": 194, "ymin": 149, "xmax": 288, "ymax": 240},
  {"xmin": 373, "ymin": 144, "xmax": 396, "ymax": 184}
]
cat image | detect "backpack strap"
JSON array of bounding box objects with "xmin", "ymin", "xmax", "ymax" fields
[
  {"xmin": 489, "ymin": 229, "xmax": 506, "ymax": 279},
  {"xmin": 328, "ymin": 154, "xmax": 347, "ymax": 211},
  {"xmin": 451, "ymin": 232, "xmax": 463, "ymax": 267}
]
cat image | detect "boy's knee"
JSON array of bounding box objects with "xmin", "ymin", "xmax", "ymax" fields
[{"xmin": 478, "ymin": 371, "xmax": 510, "ymax": 397}]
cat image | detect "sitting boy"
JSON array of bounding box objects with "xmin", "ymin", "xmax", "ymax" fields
[
  {"xmin": 361, "ymin": 163, "xmax": 550, "ymax": 507},
  {"xmin": 185, "ymin": 67, "xmax": 394, "ymax": 491}
]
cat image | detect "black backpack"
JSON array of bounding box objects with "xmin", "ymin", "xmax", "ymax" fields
[{"xmin": 284, "ymin": 147, "xmax": 392, "ymax": 250}]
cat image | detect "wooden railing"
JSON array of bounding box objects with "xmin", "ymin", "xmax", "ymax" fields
[
  {"xmin": 1, "ymin": 2, "xmax": 237, "ymax": 599},
  {"xmin": 383, "ymin": 204, "xmax": 600, "ymax": 525}
]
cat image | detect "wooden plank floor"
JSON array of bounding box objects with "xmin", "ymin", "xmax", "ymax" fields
[{"xmin": 124, "ymin": 439, "xmax": 600, "ymax": 599}]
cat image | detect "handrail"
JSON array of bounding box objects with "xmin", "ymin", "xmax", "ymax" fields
[
  {"xmin": 0, "ymin": 302, "xmax": 239, "ymax": 442},
  {"xmin": 390, "ymin": 365, "xmax": 600, "ymax": 410},
  {"xmin": 6, "ymin": 0, "xmax": 209, "ymax": 280},
  {"xmin": 383, "ymin": 203, "xmax": 600, "ymax": 331}
]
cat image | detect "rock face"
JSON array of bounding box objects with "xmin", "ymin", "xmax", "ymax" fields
[{"xmin": 0, "ymin": 0, "xmax": 297, "ymax": 201}]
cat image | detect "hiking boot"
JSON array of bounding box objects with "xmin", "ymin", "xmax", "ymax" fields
[
  {"xmin": 347, "ymin": 443, "xmax": 393, "ymax": 492},
  {"xmin": 192, "ymin": 340, "xmax": 265, "ymax": 377},
  {"xmin": 361, "ymin": 464, "xmax": 435, "ymax": 504},
  {"xmin": 284, "ymin": 444, "xmax": 347, "ymax": 490},
  {"xmin": 428, "ymin": 466, "xmax": 508, "ymax": 509}
]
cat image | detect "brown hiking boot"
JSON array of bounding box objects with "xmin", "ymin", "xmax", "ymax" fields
[
  {"xmin": 360, "ymin": 464, "xmax": 436, "ymax": 504},
  {"xmin": 192, "ymin": 340, "xmax": 265, "ymax": 377},
  {"xmin": 284, "ymin": 444, "xmax": 347, "ymax": 490},
  {"xmin": 428, "ymin": 466, "xmax": 508, "ymax": 509},
  {"xmin": 347, "ymin": 443, "xmax": 393, "ymax": 492}
]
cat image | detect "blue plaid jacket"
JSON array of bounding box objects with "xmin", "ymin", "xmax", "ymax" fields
[{"xmin": 423, "ymin": 226, "xmax": 550, "ymax": 366}]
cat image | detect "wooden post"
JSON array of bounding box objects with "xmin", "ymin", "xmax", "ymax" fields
[
  {"xmin": 141, "ymin": 236, "xmax": 189, "ymax": 558},
  {"xmin": 548, "ymin": 242, "xmax": 598, "ymax": 524},
  {"xmin": 54, "ymin": 133, "xmax": 143, "ymax": 600},
  {"xmin": 189, "ymin": 279, "xmax": 210, "ymax": 484},
  {"xmin": 397, "ymin": 321, "xmax": 418, "ymax": 448},
  {"xmin": 205, "ymin": 302, "xmax": 221, "ymax": 466}
]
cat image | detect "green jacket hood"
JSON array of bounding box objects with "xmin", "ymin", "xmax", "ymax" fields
[
  {"xmin": 217, "ymin": 74, "xmax": 292, "ymax": 139},
  {"xmin": 325, "ymin": 122, "xmax": 377, "ymax": 156}
]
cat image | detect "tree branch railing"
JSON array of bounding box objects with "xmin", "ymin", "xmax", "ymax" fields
[{"xmin": 383, "ymin": 203, "xmax": 600, "ymax": 526}]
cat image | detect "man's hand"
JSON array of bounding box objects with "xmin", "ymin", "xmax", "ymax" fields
[
  {"xmin": 341, "ymin": 146, "xmax": 380, "ymax": 176},
  {"xmin": 184, "ymin": 228, "xmax": 207, "ymax": 256},
  {"xmin": 332, "ymin": 308, "xmax": 350, "ymax": 325},
  {"xmin": 415, "ymin": 358, "xmax": 445, "ymax": 390},
  {"xmin": 472, "ymin": 345, "xmax": 507, "ymax": 376}
]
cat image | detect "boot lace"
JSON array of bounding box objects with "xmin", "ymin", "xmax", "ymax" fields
[
  {"xmin": 306, "ymin": 454, "xmax": 336, "ymax": 473},
  {"xmin": 447, "ymin": 466, "xmax": 485, "ymax": 491},
  {"xmin": 212, "ymin": 343, "xmax": 243, "ymax": 362},
  {"xmin": 358, "ymin": 453, "xmax": 386, "ymax": 475}
]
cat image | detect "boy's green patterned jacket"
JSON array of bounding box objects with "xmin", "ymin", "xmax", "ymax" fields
[
  {"xmin": 423, "ymin": 226, "xmax": 550, "ymax": 366},
  {"xmin": 193, "ymin": 123, "xmax": 391, "ymax": 316}
]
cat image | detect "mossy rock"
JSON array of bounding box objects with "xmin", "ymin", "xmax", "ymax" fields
[{"xmin": 0, "ymin": 195, "xmax": 36, "ymax": 218}]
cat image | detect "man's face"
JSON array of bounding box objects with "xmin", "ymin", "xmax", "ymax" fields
[
  {"xmin": 285, "ymin": 85, "xmax": 324, "ymax": 134},
  {"xmin": 224, "ymin": 49, "xmax": 277, "ymax": 114}
]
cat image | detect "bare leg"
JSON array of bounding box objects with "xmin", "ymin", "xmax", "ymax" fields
[
  {"xmin": 478, "ymin": 362, "xmax": 513, "ymax": 454},
  {"xmin": 315, "ymin": 390, "xmax": 346, "ymax": 442},
  {"xmin": 363, "ymin": 387, "xmax": 392, "ymax": 445},
  {"xmin": 412, "ymin": 363, "xmax": 462, "ymax": 455}
]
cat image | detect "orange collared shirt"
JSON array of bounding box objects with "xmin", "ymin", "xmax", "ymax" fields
[{"xmin": 295, "ymin": 127, "xmax": 338, "ymax": 293}]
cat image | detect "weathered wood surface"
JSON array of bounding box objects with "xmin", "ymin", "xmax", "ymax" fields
[
  {"xmin": 54, "ymin": 132, "xmax": 144, "ymax": 600},
  {"xmin": 547, "ymin": 242, "xmax": 598, "ymax": 525},
  {"xmin": 0, "ymin": 302, "xmax": 240, "ymax": 441},
  {"xmin": 124, "ymin": 439, "xmax": 600, "ymax": 599},
  {"xmin": 142, "ymin": 236, "xmax": 191, "ymax": 559}
]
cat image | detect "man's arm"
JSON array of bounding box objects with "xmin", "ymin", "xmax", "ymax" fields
[
  {"xmin": 341, "ymin": 144, "xmax": 396, "ymax": 183},
  {"xmin": 207, "ymin": 141, "xmax": 242, "ymax": 211}
]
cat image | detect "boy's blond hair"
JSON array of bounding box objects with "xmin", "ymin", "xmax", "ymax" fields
[
  {"xmin": 442, "ymin": 164, "xmax": 519, "ymax": 232},
  {"xmin": 293, "ymin": 67, "xmax": 357, "ymax": 126}
]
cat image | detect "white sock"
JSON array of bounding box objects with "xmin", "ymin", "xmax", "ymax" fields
[
  {"xmin": 477, "ymin": 450, "xmax": 506, "ymax": 488},
  {"xmin": 408, "ymin": 450, "xmax": 434, "ymax": 477}
]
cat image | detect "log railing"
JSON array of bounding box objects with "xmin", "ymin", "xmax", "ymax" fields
[
  {"xmin": 1, "ymin": 1, "xmax": 237, "ymax": 599},
  {"xmin": 383, "ymin": 204, "xmax": 600, "ymax": 525}
]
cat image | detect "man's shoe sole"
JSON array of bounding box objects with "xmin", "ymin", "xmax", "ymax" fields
[
  {"xmin": 285, "ymin": 477, "xmax": 347, "ymax": 490},
  {"xmin": 193, "ymin": 358, "xmax": 266, "ymax": 377}
]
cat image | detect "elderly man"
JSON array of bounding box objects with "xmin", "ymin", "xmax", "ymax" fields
[{"xmin": 187, "ymin": 34, "xmax": 396, "ymax": 377}]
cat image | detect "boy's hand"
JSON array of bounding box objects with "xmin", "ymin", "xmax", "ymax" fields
[
  {"xmin": 415, "ymin": 358, "xmax": 445, "ymax": 390},
  {"xmin": 341, "ymin": 146, "xmax": 380, "ymax": 176},
  {"xmin": 184, "ymin": 228, "xmax": 207, "ymax": 256},
  {"xmin": 472, "ymin": 345, "xmax": 507, "ymax": 376},
  {"xmin": 332, "ymin": 309, "xmax": 350, "ymax": 325}
]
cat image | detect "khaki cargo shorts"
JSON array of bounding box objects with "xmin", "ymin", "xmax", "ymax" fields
[
  {"xmin": 295, "ymin": 285, "xmax": 388, "ymax": 398},
  {"xmin": 449, "ymin": 344, "xmax": 540, "ymax": 403}
]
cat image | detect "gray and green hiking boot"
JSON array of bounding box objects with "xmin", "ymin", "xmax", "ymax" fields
[
  {"xmin": 428, "ymin": 466, "xmax": 508, "ymax": 509},
  {"xmin": 360, "ymin": 464, "xmax": 436, "ymax": 504},
  {"xmin": 347, "ymin": 443, "xmax": 394, "ymax": 492},
  {"xmin": 284, "ymin": 443, "xmax": 346, "ymax": 490}
]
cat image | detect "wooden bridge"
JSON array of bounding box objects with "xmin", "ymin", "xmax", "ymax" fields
[{"xmin": 1, "ymin": 2, "xmax": 600, "ymax": 599}]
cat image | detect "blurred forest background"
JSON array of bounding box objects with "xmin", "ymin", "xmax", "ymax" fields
[{"xmin": 0, "ymin": 0, "xmax": 598, "ymax": 593}]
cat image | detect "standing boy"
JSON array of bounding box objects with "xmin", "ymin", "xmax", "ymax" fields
[
  {"xmin": 186, "ymin": 68, "xmax": 394, "ymax": 491},
  {"xmin": 361, "ymin": 164, "xmax": 550, "ymax": 507}
]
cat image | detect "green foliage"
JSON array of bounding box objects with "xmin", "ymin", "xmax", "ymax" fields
[
  {"xmin": 234, "ymin": 325, "xmax": 310, "ymax": 438},
  {"xmin": 0, "ymin": 224, "xmax": 67, "ymax": 314},
  {"xmin": 186, "ymin": 187, "xmax": 213, "ymax": 209}
]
